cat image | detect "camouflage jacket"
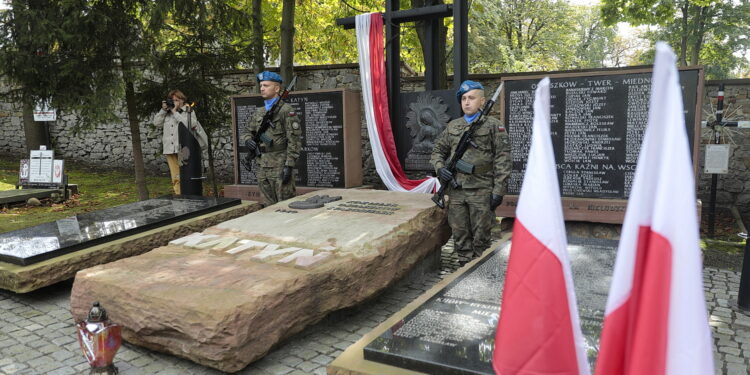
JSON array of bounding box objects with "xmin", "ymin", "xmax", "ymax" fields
[
  {"xmin": 430, "ymin": 116, "xmax": 511, "ymax": 195},
  {"xmin": 245, "ymin": 100, "xmax": 302, "ymax": 169}
]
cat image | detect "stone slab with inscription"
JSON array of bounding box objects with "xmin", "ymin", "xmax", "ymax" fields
[
  {"xmin": 0, "ymin": 200, "xmax": 259, "ymax": 293},
  {"xmin": 69, "ymin": 189, "xmax": 450, "ymax": 373},
  {"xmin": 498, "ymin": 67, "xmax": 703, "ymax": 223},
  {"xmin": 227, "ymin": 89, "xmax": 363, "ymax": 202},
  {"xmin": 344, "ymin": 237, "xmax": 616, "ymax": 375},
  {"xmin": 0, "ymin": 196, "xmax": 241, "ymax": 266}
]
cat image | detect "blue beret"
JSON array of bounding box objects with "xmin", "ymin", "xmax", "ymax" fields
[
  {"xmin": 456, "ymin": 80, "xmax": 484, "ymax": 102},
  {"xmin": 257, "ymin": 71, "xmax": 283, "ymax": 83}
]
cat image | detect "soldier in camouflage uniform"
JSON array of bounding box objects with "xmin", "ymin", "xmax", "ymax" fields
[
  {"xmin": 243, "ymin": 71, "xmax": 302, "ymax": 206},
  {"xmin": 430, "ymin": 80, "xmax": 511, "ymax": 265}
]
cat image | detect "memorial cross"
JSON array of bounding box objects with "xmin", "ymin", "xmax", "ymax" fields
[
  {"xmin": 707, "ymin": 83, "xmax": 739, "ymax": 237},
  {"xmin": 336, "ymin": 0, "xmax": 469, "ymax": 128}
]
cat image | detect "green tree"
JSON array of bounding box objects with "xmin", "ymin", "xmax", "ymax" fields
[
  {"xmin": 251, "ymin": 0, "xmax": 265, "ymax": 82},
  {"xmin": 139, "ymin": 0, "xmax": 249, "ymax": 196},
  {"xmin": 0, "ymin": 0, "xmax": 153, "ymax": 200},
  {"xmin": 0, "ymin": 1, "xmax": 119, "ymax": 151},
  {"xmin": 261, "ymin": 0, "xmax": 427, "ymax": 75},
  {"xmin": 96, "ymin": 0, "xmax": 155, "ymax": 200},
  {"xmin": 572, "ymin": 5, "xmax": 620, "ymax": 69},
  {"xmin": 280, "ymin": 0, "xmax": 295, "ymax": 83},
  {"xmin": 469, "ymin": 0, "xmax": 580, "ymax": 72},
  {"xmin": 0, "ymin": 1, "xmax": 59, "ymax": 152},
  {"xmin": 601, "ymin": 0, "xmax": 750, "ymax": 78}
]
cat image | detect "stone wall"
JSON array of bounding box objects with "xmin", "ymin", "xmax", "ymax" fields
[
  {"xmin": 1, "ymin": 66, "xmax": 750, "ymax": 219},
  {"xmin": 0, "ymin": 64, "xmax": 368, "ymax": 184}
]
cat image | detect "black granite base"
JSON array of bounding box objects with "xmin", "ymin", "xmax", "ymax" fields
[
  {"xmin": 363, "ymin": 237, "xmax": 617, "ymax": 375},
  {"xmin": 0, "ymin": 195, "xmax": 240, "ymax": 266}
]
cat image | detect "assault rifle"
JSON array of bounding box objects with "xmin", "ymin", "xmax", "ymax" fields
[
  {"xmin": 432, "ymin": 83, "xmax": 503, "ymax": 209},
  {"xmin": 246, "ymin": 76, "xmax": 298, "ymax": 161}
]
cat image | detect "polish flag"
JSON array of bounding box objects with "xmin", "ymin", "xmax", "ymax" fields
[
  {"xmin": 493, "ymin": 77, "xmax": 590, "ymax": 375},
  {"xmin": 355, "ymin": 13, "xmax": 438, "ymax": 193},
  {"xmin": 594, "ymin": 43, "xmax": 714, "ymax": 375}
]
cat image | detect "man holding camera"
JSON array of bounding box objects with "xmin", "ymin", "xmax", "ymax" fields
[
  {"xmin": 243, "ymin": 71, "xmax": 302, "ymax": 205},
  {"xmin": 154, "ymin": 89, "xmax": 208, "ymax": 195}
]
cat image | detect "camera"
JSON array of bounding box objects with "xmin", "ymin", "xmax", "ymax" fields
[{"xmin": 165, "ymin": 98, "xmax": 175, "ymax": 109}]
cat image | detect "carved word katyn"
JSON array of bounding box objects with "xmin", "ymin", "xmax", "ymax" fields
[{"xmin": 168, "ymin": 233, "xmax": 336, "ymax": 269}]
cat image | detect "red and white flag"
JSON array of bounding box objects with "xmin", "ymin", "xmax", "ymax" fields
[
  {"xmin": 594, "ymin": 42, "xmax": 714, "ymax": 375},
  {"xmin": 493, "ymin": 77, "xmax": 590, "ymax": 375},
  {"xmin": 355, "ymin": 13, "xmax": 438, "ymax": 193}
]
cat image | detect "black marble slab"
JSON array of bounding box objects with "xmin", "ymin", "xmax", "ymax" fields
[
  {"xmin": 0, "ymin": 195, "xmax": 240, "ymax": 266},
  {"xmin": 363, "ymin": 236, "xmax": 617, "ymax": 375}
]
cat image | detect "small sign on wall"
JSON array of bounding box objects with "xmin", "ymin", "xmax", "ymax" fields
[
  {"xmin": 33, "ymin": 101, "xmax": 56, "ymax": 121},
  {"xmin": 705, "ymin": 144, "xmax": 730, "ymax": 174}
]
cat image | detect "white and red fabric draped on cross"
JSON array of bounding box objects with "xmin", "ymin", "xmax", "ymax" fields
[
  {"xmin": 355, "ymin": 13, "xmax": 438, "ymax": 193},
  {"xmin": 493, "ymin": 77, "xmax": 590, "ymax": 375},
  {"xmin": 594, "ymin": 42, "xmax": 714, "ymax": 375}
]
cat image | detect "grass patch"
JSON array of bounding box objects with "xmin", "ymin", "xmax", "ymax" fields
[
  {"xmin": 701, "ymin": 239, "xmax": 745, "ymax": 254},
  {"xmin": 0, "ymin": 155, "xmax": 178, "ymax": 233}
]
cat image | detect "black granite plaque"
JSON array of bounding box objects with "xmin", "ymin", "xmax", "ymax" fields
[
  {"xmin": 0, "ymin": 196, "xmax": 240, "ymax": 266},
  {"xmin": 396, "ymin": 90, "xmax": 461, "ymax": 171},
  {"xmin": 504, "ymin": 69, "xmax": 701, "ymax": 199},
  {"xmin": 363, "ymin": 237, "xmax": 617, "ymax": 374},
  {"xmin": 178, "ymin": 123, "xmax": 203, "ymax": 196},
  {"xmin": 234, "ymin": 92, "xmax": 347, "ymax": 188}
]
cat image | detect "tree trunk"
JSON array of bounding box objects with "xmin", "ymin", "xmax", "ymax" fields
[
  {"xmin": 121, "ymin": 60, "xmax": 149, "ymax": 201},
  {"xmin": 690, "ymin": 6, "xmax": 708, "ymax": 66},
  {"xmin": 251, "ymin": 0, "xmax": 264, "ymax": 93},
  {"xmin": 679, "ymin": 2, "xmax": 689, "ymax": 66},
  {"xmin": 205, "ymin": 132, "xmax": 219, "ymax": 197},
  {"xmin": 201, "ymin": 76, "xmax": 219, "ymax": 197},
  {"xmin": 280, "ymin": 0, "xmax": 295, "ymax": 84},
  {"xmin": 22, "ymin": 99, "xmax": 48, "ymax": 152},
  {"xmin": 411, "ymin": 0, "xmax": 448, "ymax": 89}
]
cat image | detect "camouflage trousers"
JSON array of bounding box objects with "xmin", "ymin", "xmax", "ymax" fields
[
  {"xmin": 447, "ymin": 188, "xmax": 494, "ymax": 263},
  {"xmin": 257, "ymin": 166, "xmax": 296, "ymax": 206}
]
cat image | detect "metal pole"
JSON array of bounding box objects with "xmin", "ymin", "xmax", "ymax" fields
[
  {"xmin": 385, "ymin": 0, "xmax": 400, "ymax": 131},
  {"xmin": 425, "ymin": 18, "xmax": 440, "ymax": 90},
  {"xmin": 453, "ymin": 0, "xmax": 468, "ymax": 93},
  {"xmin": 739, "ymin": 226, "xmax": 750, "ymax": 310},
  {"xmin": 708, "ymin": 84, "xmax": 724, "ymax": 237}
]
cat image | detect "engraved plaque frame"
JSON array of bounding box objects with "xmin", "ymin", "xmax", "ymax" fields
[
  {"xmin": 226, "ymin": 89, "xmax": 363, "ymax": 201},
  {"xmin": 496, "ymin": 66, "xmax": 704, "ymax": 223}
]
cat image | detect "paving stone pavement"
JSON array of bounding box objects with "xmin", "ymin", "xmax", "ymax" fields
[{"xmin": 1, "ymin": 241, "xmax": 748, "ymax": 375}]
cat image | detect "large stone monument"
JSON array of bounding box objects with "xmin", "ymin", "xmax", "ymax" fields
[{"xmin": 70, "ymin": 189, "xmax": 450, "ymax": 372}]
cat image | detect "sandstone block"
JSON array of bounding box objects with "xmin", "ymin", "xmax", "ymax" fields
[{"xmin": 70, "ymin": 189, "xmax": 449, "ymax": 372}]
